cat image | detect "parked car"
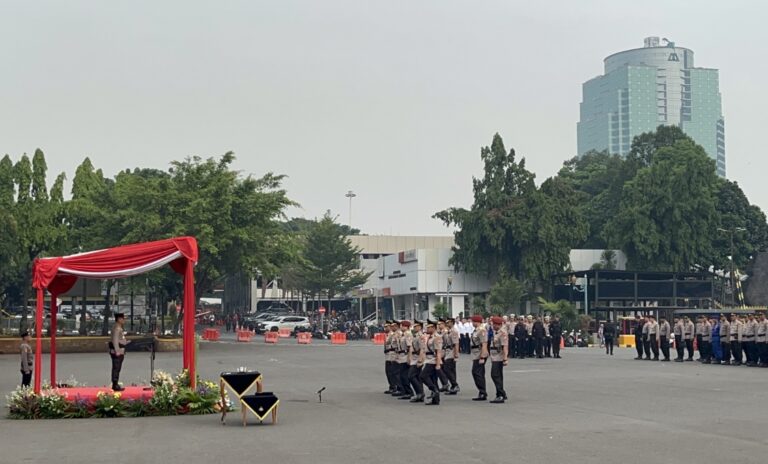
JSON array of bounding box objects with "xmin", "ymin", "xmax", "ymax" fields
[{"xmin": 258, "ymin": 316, "xmax": 310, "ymax": 334}]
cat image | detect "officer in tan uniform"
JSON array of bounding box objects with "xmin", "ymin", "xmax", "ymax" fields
[
  {"xmin": 658, "ymin": 316, "xmax": 671, "ymax": 361},
  {"xmin": 19, "ymin": 331, "xmax": 33, "ymax": 388},
  {"xmin": 384, "ymin": 321, "xmax": 399, "ymax": 394},
  {"xmin": 719, "ymin": 315, "xmax": 731, "ymax": 365},
  {"xmin": 729, "ymin": 314, "xmax": 743, "ymax": 366},
  {"xmin": 405, "ymin": 320, "xmax": 425, "ymax": 402},
  {"xmin": 394, "ymin": 320, "xmax": 413, "ymax": 398},
  {"xmin": 756, "ymin": 312, "xmax": 768, "ymax": 367},
  {"xmin": 442, "ymin": 318, "xmax": 460, "ymax": 394},
  {"xmin": 109, "ymin": 313, "xmax": 130, "ymax": 391},
  {"xmin": 683, "ymin": 316, "xmax": 695, "ymax": 361},
  {"xmin": 700, "ymin": 316, "xmax": 712, "ymax": 364},
  {"xmin": 744, "ymin": 314, "xmax": 758, "ymax": 366},
  {"xmin": 469, "ymin": 315, "xmax": 489, "ymax": 401},
  {"xmin": 488, "ymin": 316, "xmax": 509, "ymax": 404},
  {"xmin": 419, "ymin": 320, "xmax": 443, "ymax": 405}
]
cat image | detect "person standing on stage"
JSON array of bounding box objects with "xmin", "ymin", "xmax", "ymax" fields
[
  {"xmin": 469, "ymin": 315, "xmax": 489, "ymax": 401},
  {"xmin": 109, "ymin": 313, "xmax": 130, "ymax": 391},
  {"xmin": 488, "ymin": 317, "xmax": 509, "ymax": 404},
  {"xmin": 19, "ymin": 332, "xmax": 33, "ymax": 388}
]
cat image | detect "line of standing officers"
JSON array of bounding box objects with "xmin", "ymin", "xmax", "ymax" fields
[{"xmin": 626, "ymin": 312, "xmax": 768, "ymax": 366}]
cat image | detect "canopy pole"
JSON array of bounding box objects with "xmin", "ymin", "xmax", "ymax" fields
[
  {"xmin": 184, "ymin": 260, "xmax": 196, "ymax": 388},
  {"xmin": 50, "ymin": 293, "xmax": 58, "ymax": 387},
  {"xmin": 34, "ymin": 287, "xmax": 44, "ymax": 393}
]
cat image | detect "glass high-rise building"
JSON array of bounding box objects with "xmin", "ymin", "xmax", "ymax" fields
[{"xmin": 577, "ymin": 37, "xmax": 725, "ymax": 176}]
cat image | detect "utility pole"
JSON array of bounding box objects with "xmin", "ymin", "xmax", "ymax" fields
[
  {"xmin": 345, "ymin": 190, "xmax": 357, "ymax": 229},
  {"xmin": 717, "ymin": 227, "xmax": 746, "ymax": 306}
]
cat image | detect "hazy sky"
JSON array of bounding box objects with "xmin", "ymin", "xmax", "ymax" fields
[{"xmin": 2, "ymin": 1, "xmax": 766, "ymax": 235}]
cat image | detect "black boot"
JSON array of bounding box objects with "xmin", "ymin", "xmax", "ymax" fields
[
  {"xmin": 489, "ymin": 396, "xmax": 505, "ymax": 404},
  {"xmin": 472, "ymin": 393, "xmax": 487, "ymax": 401},
  {"xmin": 112, "ymin": 384, "xmax": 124, "ymax": 392},
  {"xmin": 426, "ymin": 391, "xmax": 440, "ymax": 405}
]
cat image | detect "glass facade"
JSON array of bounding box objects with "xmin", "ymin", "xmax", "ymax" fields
[{"xmin": 577, "ymin": 38, "xmax": 725, "ymax": 177}]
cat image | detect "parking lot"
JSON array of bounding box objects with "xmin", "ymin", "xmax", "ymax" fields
[{"xmin": 1, "ymin": 341, "xmax": 767, "ymax": 464}]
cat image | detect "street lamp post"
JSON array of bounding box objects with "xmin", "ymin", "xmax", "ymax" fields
[
  {"xmin": 345, "ymin": 190, "xmax": 357, "ymax": 229},
  {"xmin": 717, "ymin": 227, "xmax": 746, "ymax": 306}
]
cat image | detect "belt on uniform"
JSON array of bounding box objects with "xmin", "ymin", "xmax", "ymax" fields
[
  {"xmin": 471, "ymin": 345, "xmax": 480, "ymax": 350},
  {"xmin": 397, "ymin": 351, "xmax": 406, "ymax": 354},
  {"xmin": 743, "ymin": 336, "xmax": 754, "ymax": 339},
  {"xmin": 490, "ymin": 347, "xmax": 502, "ymax": 352}
]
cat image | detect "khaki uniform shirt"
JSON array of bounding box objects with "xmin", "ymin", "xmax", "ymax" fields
[
  {"xmin": 673, "ymin": 321, "xmax": 684, "ymax": 337},
  {"xmin": 442, "ymin": 330, "xmax": 458, "ymax": 361},
  {"xmin": 659, "ymin": 321, "xmax": 671, "ymax": 337},
  {"xmin": 729, "ymin": 320, "xmax": 743, "ymax": 343},
  {"xmin": 683, "ymin": 321, "xmax": 695, "ymax": 340},
  {"xmin": 110, "ymin": 323, "xmax": 127, "ymax": 356},
  {"xmin": 385, "ymin": 332, "xmax": 397, "ymax": 361},
  {"xmin": 489, "ymin": 328, "xmax": 508, "ymax": 362},
  {"xmin": 20, "ymin": 342, "xmax": 33, "ymax": 373},
  {"xmin": 719, "ymin": 320, "xmax": 730, "ymax": 340},
  {"xmin": 396, "ymin": 331, "xmax": 409, "ymax": 363},
  {"xmin": 409, "ymin": 332, "xmax": 423, "ymax": 366},
  {"xmin": 649, "ymin": 321, "xmax": 659, "ymax": 336},
  {"xmin": 424, "ymin": 333, "xmax": 442, "ymax": 365},
  {"xmin": 757, "ymin": 320, "xmax": 768, "ymax": 344},
  {"xmin": 470, "ymin": 326, "xmax": 487, "ymax": 360},
  {"xmin": 743, "ymin": 320, "xmax": 757, "ymax": 341},
  {"xmin": 642, "ymin": 321, "xmax": 651, "ymax": 341},
  {"xmin": 701, "ymin": 322, "xmax": 712, "ymax": 342}
]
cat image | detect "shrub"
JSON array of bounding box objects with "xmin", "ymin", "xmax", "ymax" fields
[
  {"xmin": 39, "ymin": 391, "xmax": 69, "ymax": 419},
  {"xmin": 93, "ymin": 391, "xmax": 125, "ymax": 418},
  {"xmin": 149, "ymin": 383, "xmax": 179, "ymax": 415},
  {"xmin": 6, "ymin": 387, "xmax": 41, "ymax": 420}
]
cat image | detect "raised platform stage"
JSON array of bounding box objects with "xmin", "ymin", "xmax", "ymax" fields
[{"xmin": 55, "ymin": 385, "xmax": 154, "ymax": 403}]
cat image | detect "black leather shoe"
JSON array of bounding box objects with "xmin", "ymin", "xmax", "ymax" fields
[
  {"xmin": 398, "ymin": 395, "xmax": 412, "ymax": 400},
  {"xmin": 112, "ymin": 384, "xmax": 125, "ymax": 392},
  {"xmin": 472, "ymin": 394, "xmax": 487, "ymax": 401},
  {"xmin": 409, "ymin": 395, "xmax": 424, "ymax": 403},
  {"xmin": 489, "ymin": 396, "xmax": 505, "ymax": 404}
]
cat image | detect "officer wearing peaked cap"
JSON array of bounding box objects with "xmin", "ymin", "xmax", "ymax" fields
[
  {"xmin": 488, "ymin": 316, "xmax": 509, "ymax": 403},
  {"xmin": 469, "ymin": 315, "xmax": 489, "ymax": 401},
  {"xmin": 394, "ymin": 320, "xmax": 413, "ymax": 398},
  {"xmin": 383, "ymin": 321, "xmax": 398, "ymax": 394},
  {"xmin": 406, "ymin": 320, "xmax": 425, "ymax": 402},
  {"xmin": 419, "ymin": 320, "xmax": 443, "ymax": 405}
]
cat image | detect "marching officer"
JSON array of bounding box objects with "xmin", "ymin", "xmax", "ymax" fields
[
  {"xmin": 469, "ymin": 315, "xmax": 489, "ymax": 401},
  {"xmin": 683, "ymin": 316, "xmax": 695, "ymax": 361},
  {"xmin": 719, "ymin": 314, "xmax": 731, "ymax": 365},
  {"xmin": 550, "ymin": 315, "xmax": 563, "ymax": 359},
  {"xmin": 384, "ymin": 321, "xmax": 398, "ymax": 393},
  {"xmin": 435, "ymin": 319, "xmax": 451, "ymax": 392},
  {"xmin": 488, "ymin": 316, "xmax": 509, "ymax": 404},
  {"xmin": 395, "ymin": 320, "xmax": 413, "ymax": 398},
  {"xmin": 442, "ymin": 318, "xmax": 460, "ymax": 394},
  {"xmin": 658, "ymin": 316, "xmax": 671, "ymax": 361},
  {"xmin": 419, "ymin": 320, "xmax": 443, "ymax": 405},
  {"xmin": 406, "ymin": 320, "xmax": 425, "ymax": 402}
]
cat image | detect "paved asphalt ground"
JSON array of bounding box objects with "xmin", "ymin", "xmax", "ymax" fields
[{"xmin": 1, "ymin": 339, "xmax": 767, "ymax": 464}]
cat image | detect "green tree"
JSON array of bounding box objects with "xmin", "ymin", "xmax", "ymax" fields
[
  {"xmin": 434, "ymin": 133, "xmax": 586, "ymax": 292},
  {"xmin": 538, "ymin": 297, "xmax": 578, "ymax": 331},
  {"xmin": 591, "ymin": 250, "xmax": 617, "ymax": 270},
  {"xmin": 607, "ymin": 139, "xmax": 719, "ymax": 271},
  {"xmin": 298, "ymin": 212, "xmax": 371, "ymax": 307},
  {"xmin": 712, "ymin": 180, "xmax": 768, "ymax": 271},
  {"xmin": 488, "ymin": 274, "xmax": 525, "ymax": 315},
  {"xmin": 431, "ymin": 302, "xmax": 450, "ymax": 320}
]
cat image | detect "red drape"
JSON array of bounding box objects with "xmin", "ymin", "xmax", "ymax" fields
[{"xmin": 31, "ymin": 237, "xmax": 198, "ymax": 393}]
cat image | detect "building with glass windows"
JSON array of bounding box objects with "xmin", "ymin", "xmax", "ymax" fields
[{"xmin": 577, "ymin": 37, "xmax": 725, "ymax": 176}]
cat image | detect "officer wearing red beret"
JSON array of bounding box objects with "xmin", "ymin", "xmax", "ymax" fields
[{"xmin": 489, "ymin": 316, "xmax": 509, "ymax": 403}]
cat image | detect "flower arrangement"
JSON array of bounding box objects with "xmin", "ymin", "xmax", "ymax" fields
[{"xmin": 5, "ymin": 370, "xmax": 228, "ymax": 420}]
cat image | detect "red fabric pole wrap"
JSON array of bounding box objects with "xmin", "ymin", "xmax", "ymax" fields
[
  {"xmin": 184, "ymin": 260, "xmax": 196, "ymax": 388},
  {"xmin": 34, "ymin": 288, "xmax": 43, "ymax": 393},
  {"xmin": 50, "ymin": 294, "xmax": 58, "ymax": 386}
]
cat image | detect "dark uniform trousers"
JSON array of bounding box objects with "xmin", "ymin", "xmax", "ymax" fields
[
  {"xmin": 443, "ymin": 358, "xmax": 458, "ymax": 388},
  {"xmin": 759, "ymin": 343, "xmax": 768, "ymax": 365},
  {"xmin": 385, "ymin": 361, "xmax": 397, "ymax": 390},
  {"xmin": 700, "ymin": 340, "xmax": 710, "ymax": 361},
  {"xmin": 21, "ymin": 371, "xmax": 32, "ymax": 388},
  {"xmin": 437, "ymin": 364, "xmax": 450, "ymax": 389},
  {"xmin": 398, "ymin": 362, "xmax": 412, "ymax": 396},
  {"xmin": 643, "ymin": 337, "xmax": 651, "ymax": 358},
  {"xmin": 407, "ymin": 365, "xmax": 423, "ymax": 396},
  {"xmin": 743, "ymin": 340, "xmax": 755, "ymax": 364},
  {"xmin": 635, "ymin": 334, "xmax": 644, "ymax": 358},
  {"xmin": 110, "ymin": 353, "xmax": 124, "ymax": 385},
  {"xmin": 604, "ymin": 335, "xmax": 614, "ymax": 355},
  {"xmin": 471, "ymin": 359, "xmax": 486, "ymax": 395},
  {"xmin": 731, "ymin": 341, "xmax": 742, "ymax": 364},
  {"xmin": 650, "ymin": 334, "xmax": 659, "ymax": 359},
  {"xmin": 675, "ymin": 335, "xmax": 684, "ymax": 360},
  {"xmin": 420, "ymin": 364, "xmax": 439, "ymax": 398},
  {"xmin": 490, "ymin": 361, "xmax": 506, "ymax": 399},
  {"xmin": 696, "ymin": 335, "xmax": 703, "ymax": 359},
  {"xmin": 517, "ymin": 337, "xmax": 526, "ymax": 359},
  {"xmin": 685, "ymin": 339, "xmax": 694, "ymax": 360},
  {"xmin": 544, "ymin": 337, "xmax": 552, "ymax": 357},
  {"xmin": 534, "ymin": 337, "xmax": 544, "ymax": 358},
  {"xmin": 508, "ymin": 337, "xmax": 516, "ymax": 358},
  {"xmin": 660, "ymin": 335, "xmax": 670, "ymax": 360},
  {"xmin": 552, "ymin": 336, "xmax": 561, "ymax": 357},
  {"xmin": 720, "ymin": 341, "xmax": 731, "ymax": 364}
]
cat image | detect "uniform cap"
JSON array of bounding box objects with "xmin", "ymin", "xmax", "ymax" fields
[
  {"xmin": 400, "ymin": 320, "xmax": 411, "ymax": 328},
  {"xmin": 526, "ymin": 315, "xmax": 533, "ymax": 320},
  {"xmin": 471, "ymin": 315, "xmax": 483, "ymax": 323},
  {"xmin": 392, "ymin": 319, "xmax": 401, "ymax": 325},
  {"xmin": 491, "ymin": 316, "xmax": 504, "ymax": 325},
  {"xmin": 114, "ymin": 313, "xmax": 125, "ymax": 319},
  {"xmin": 438, "ymin": 318, "xmax": 447, "ymax": 323},
  {"xmin": 413, "ymin": 320, "xmax": 423, "ymax": 327},
  {"xmin": 447, "ymin": 317, "xmax": 456, "ymax": 323},
  {"xmin": 426, "ymin": 319, "xmax": 437, "ymax": 328}
]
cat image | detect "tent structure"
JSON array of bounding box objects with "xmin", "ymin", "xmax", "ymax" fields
[{"xmin": 31, "ymin": 236, "xmax": 199, "ymax": 393}]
